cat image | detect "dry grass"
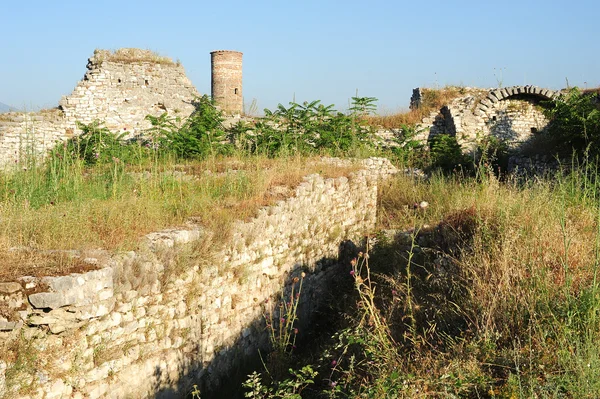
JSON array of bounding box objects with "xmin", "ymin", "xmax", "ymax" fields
[
  {"xmin": 366, "ymin": 86, "xmax": 472, "ymax": 129},
  {"xmin": 582, "ymin": 86, "xmax": 600, "ymax": 95},
  {"xmin": 0, "ymin": 251, "xmax": 98, "ymax": 282},
  {"xmin": 93, "ymin": 48, "xmax": 175, "ymax": 65},
  {"xmin": 371, "ymin": 168, "xmax": 600, "ymax": 395},
  {"xmin": 0, "ymin": 113, "xmax": 20, "ymax": 122},
  {"xmin": 0, "ymin": 155, "xmax": 360, "ymax": 279},
  {"xmin": 0, "ymin": 108, "xmax": 64, "ymax": 124},
  {"xmin": 377, "ymin": 169, "xmax": 600, "ymax": 321}
]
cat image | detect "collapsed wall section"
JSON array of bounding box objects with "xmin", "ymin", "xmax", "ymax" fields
[
  {"xmin": 0, "ymin": 49, "xmax": 199, "ymax": 167},
  {"xmin": 0, "ymin": 158, "xmax": 397, "ymax": 399},
  {"xmin": 59, "ymin": 49, "xmax": 198, "ymax": 133}
]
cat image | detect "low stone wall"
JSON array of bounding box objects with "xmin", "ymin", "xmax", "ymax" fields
[
  {"xmin": 507, "ymin": 154, "xmax": 564, "ymax": 178},
  {"xmin": 0, "ymin": 110, "xmax": 69, "ymax": 167},
  {"xmin": 0, "ymin": 158, "xmax": 397, "ymax": 399}
]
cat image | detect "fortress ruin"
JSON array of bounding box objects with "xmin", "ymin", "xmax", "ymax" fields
[
  {"xmin": 0, "ymin": 48, "xmax": 564, "ymax": 167},
  {"xmin": 0, "ymin": 48, "xmax": 245, "ymax": 167}
]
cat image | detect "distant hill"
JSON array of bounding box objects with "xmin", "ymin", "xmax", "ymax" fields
[{"xmin": 0, "ymin": 102, "xmax": 16, "ymax": 113}]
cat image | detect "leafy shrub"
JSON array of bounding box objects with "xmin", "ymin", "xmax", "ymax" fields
[
  {"xmin": 243, "ymin": 366, "xmax": 317, "ymax": 398},
  {"xmin": 429, "ymin": 134, "xmax": 469, "ymax": 172},
  {"xmin": 390, "ymin": 124, "xmax": 426, "ymax": 165},
  {"xmin": 544, "ymin": 87, "xmax": 600, "ymax": 156},
  {"xmin": 348, "ymin": 96, "xmax": 378, "ymax": 116},
  {"xmin": 237, "ymin": 97, "xmax": 377, "ymax": 157},
  {"xmin": 155, "ymin": 95, "xmax": 232, "ymax": 159},
  {"xmin": 49, "ymin": 120, "xmax": 147, "ymax": 166}
]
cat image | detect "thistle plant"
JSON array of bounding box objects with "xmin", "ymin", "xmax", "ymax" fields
[
  {"xmin": 350, "ymin": 245, "xmax": 396, "ymax": 357},
  {"xmin": 264, "ymin": 272, "xmax": 305, "ymax": 355}
]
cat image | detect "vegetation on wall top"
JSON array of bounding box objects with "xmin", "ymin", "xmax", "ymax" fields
[
  {"xmin": 366, "ymin": 85, "xmax": 477, "ymax": 129},
  {"xmin": 92, "ymin": 48, "xmax": 176, "ymax": 65}
]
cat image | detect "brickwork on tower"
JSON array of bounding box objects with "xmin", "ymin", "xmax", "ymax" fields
[{"xmin": 210, "ymin": 50, "xmax": 243, "ymax": 115}]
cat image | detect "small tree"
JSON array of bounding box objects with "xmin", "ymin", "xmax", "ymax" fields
[
  {"xmin": 348, "ymin": 96, "xmax": 378, "ymax": 117},
  {"xmin": 544, "ymin": 88, "xmax": 600, "ymax": 156},
  {"xmin": 159, "ymin": 95, "xmax": 232, "ymax": 158},
  {"xmin": 429, "ymin": 134, "xmax": 469, "ymax": 172}
]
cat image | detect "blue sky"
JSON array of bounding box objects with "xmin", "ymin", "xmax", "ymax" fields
[{"xmin": 1, "ymin": 0, "xmax": 598, "ymax": 113}]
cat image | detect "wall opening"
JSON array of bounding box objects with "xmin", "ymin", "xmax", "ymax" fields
[
  {"xmin": 118, "ymin": 78, "xmax": 122, "ymax": 83},
  {"xmin": 492, "ymin": 116, "xmax": 497, "ymax": 122},
  {"xmin": 234, "ymin": 88, "xmax": 238, "ymax": 95},
  {"xmin": 145, "ymin": 79, "xmax": 149, "ymax": 86},
  {"xmin": 531, "ymin": 127, "xmax": 538, "ymax": 134}
]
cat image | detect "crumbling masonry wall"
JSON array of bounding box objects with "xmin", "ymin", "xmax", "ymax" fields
[
  {"xmin": 0, "ymin": 49, "xmax": 199, "ymax": 167},
  {"xmin": 413, "ymin": 85, "xmax": 557, "ymax": 151},
  {"xmin": 0, "ymin": 159, "xmax": 397, "ymax": 399}
]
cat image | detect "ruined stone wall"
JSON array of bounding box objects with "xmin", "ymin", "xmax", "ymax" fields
[
  {"xmin": 484, "ymin": 98, "xmax": 549, "ymax": 143},
  {"xmin": 59, "ymin": 49, "xmax": 198, "ymax": 133},
  {"xmin": 210, "ymin": 51, "xmax": 243, "ymax": 115},
  {"xmin": 0, "ymin": 110, "xmax": 71, "ymax": 166},
  {"xmin": 0, "ymin": 49, "xmax": 199, "ymax": 167},
  {"xmin": 412, "ymin": 87, "xmax": 488, "ymax": 147},
  {"xmin": 0, "ymin": 158, "xmax": 397, "ymax": 399},
  {"xmin": 413, "ymin": 86, "xmax": 556, "ymax": 151}
]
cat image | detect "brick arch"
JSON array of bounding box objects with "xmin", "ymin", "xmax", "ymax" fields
[{"xmin": 474, "ymin": 85, "xmax": 558, "ymax": 117}]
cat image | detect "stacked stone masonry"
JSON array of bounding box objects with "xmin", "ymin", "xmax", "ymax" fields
[
  {"xmin": 412, "ymin": 85, "xmax": 558, "ymax": 151},
  {"xmin": 0, "ymin": 158, "xmax": 398, "ymax": 399},
  {"xmin": 0, "ymin": 49, "xmax": 199, "ymax": 167}
]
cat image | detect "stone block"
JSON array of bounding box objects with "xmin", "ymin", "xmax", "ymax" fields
[
  {"xmin": 71, "ymin": 297, "xmax": 116, "ymax": 320},
  {"xmin": 28, "ymin": 268, "xmax": 113, "ymax": 310},
  {"xmin": 0, "ymin": 320, "xmax": 20, "ymax": 331},
  {"xmin": 487, "ymin": 94, "xmax": 499, "ymax": 103},
  {"xmin": 28, "ymin": 314, "xmax": 61, "ymax": 326},
  {"xmin": 476, "ymin": 102, "xmax": 488, "ymax": 111},
  {"xmin": 0, "ymin": 282, "xmax": 22, "ymax": 293},
  {"xmin": 29, "ymin": 292, "xmax": 66, "ymax": 309}
]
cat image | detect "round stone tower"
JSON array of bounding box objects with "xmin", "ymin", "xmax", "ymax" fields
[{"xmin": 210, "ymin": 50, "xmax": 243, "ymax": 114}]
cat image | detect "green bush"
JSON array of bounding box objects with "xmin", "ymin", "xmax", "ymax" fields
[
  {"xmin": 233, "ymin": 97, "xmax": 377, "ymax": 157},
  {"xmin": 429, "ymin": 134, "xmax": 469, "ymax": 172},
  {"xmin": 49, "ymin": 120, "xmax": 148, "ymax": 166},
  {"xmin": 544, "ymin": 87, "xmax": 600, "ymax": 156},
  {"xmin": 390, "ymin": 124, "xmax": 426, "ymax": 165},
  {"xmin": 156, "ymin": 95, "xmax": 232, "ymax": 159}
]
